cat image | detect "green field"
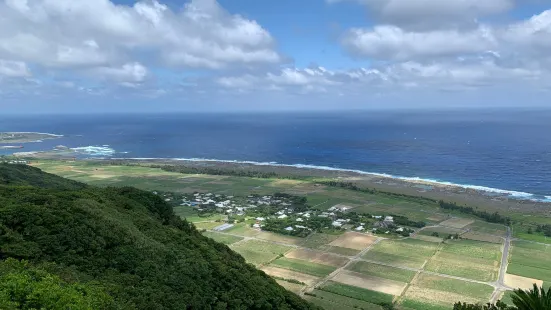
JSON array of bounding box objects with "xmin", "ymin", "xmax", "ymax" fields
[
  {"xmin": 202, "ymin": 231, "xmax": 244, "ymax": 245},
  {"xmin": 307, "ymin": 289, "xmax": 384, "ymax": 310},
  {"xmin": 230, "ymin": 240, "xmax": 292, "ymax": 266},
  {"xmin": 414, "ymin": 274, "xmax": 494, "ymax": 300},
  {"xmin": 465, "ymin": 221, "xmax": 507, "ymax": 236},
  {"xmin": 507, "ymin": 240, "xmax": 551, "ymax": 285},
  {"xmin": 271, "ymin": 257, "xmax": 336, "ymax": 277},
  {"xmin": 302, "ymin": 233, "xmax": 340, "ymax": 249},
  {"xmin": 322, "ymin": 245, "xmax": 360, "ymax": 256},
  {"xmin": 363, "ymin": 238, "xmax": 439, "ymax": 269},
  {"xmin": 224, "ymin": 223, "xmax": 261, "ymax": 237},
  {"xmin": 320, "ymin": 282, "xmax": 394, "ymax": 305},
  {"xmin": 424, "ymin": 240, "xmax": 501, "ymax": 282},
  {"xmin": 418, "ymin": 226, "xmax": 464, "ymax": 237},
  {"xmin": 346, "ymin": 261, "xmax": 416, "ymax": 283}
]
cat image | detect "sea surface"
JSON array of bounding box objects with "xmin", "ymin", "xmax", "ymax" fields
[{"xmin": 1, "ymin": 110, "xmax": 550, "ymax": 201}]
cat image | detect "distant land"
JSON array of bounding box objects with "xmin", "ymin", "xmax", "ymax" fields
[{"xmin": 0, "ymin": 132, "xmax": 62, "ymax": 144}]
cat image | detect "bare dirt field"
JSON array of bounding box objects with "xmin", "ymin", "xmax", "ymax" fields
[
  {"xmin": 276, "ymin": 280, "xmax": 306, "ymax": 294},
  {"xmin": 285, "ymin": 249, "xmax": 349, "ymax": 267},
  {"xmin": 332, "ymin": 270, "xmax": 407, "ymax": 296},
  {"xmin": 261, "ymin": 266, "xmax": 321, "ymax": 286},
  {"xmin": 440, "ymin": 218, "xmax": 475, "ymax": 229},
  {"xmin": 329, "ymin": 232, "xmax": 378, "ymax": 250},
  {"xmin": 504, "ymin": 274, "xmax": 543, "ymax": 290}
]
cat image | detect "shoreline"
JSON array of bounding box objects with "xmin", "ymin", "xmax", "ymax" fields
[
  {"xmin": 112, "ymin": 157, "xmax": 551, "ymax": 203},
  {"xmin": 0, "ymin": 132, "xmax": 63, "ymax": 144}
]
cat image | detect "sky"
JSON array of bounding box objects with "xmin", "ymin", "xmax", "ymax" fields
[{"xmin": 0, "ymin": 0, "xmax": 550, "ymax": 113}]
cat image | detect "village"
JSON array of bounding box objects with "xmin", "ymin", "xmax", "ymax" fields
[{"xmin": 157, "ymin": 190, "xmax": 419, "ymax": 238}]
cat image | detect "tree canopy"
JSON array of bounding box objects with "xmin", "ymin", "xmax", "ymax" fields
[{"xmin": 0, "ymin": 164, "xmax": 318, "ymax": 309}]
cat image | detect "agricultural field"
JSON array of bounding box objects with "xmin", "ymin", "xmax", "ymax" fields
[
  {"xmin": 506, "ymin": 240, "xmax": 551, "ymax": 288},
  {"xmin": 401, "ymin": 274, "xmax": 494, "ymax": 309},
  {"xmin": 439, "ymin": 218, "xmax": 474, "ymax": 229},
  {"xmin": 275, "ymin": 280, "xmax": 305, "ymax": 294},
  {"xmin": 270, "ymin": 257, "xmax": 337, "ymax": 277},
  {"xmin": 418, "ymin": 226, "xmax": 464, "ymax": 237},
  {"xmin": 319, "ymin": 281, "xmax": 395, "ymax": 305},
  {"xmin": 224, "ymin": 223, "xmax": 261, "ymax": 237},
  {"xmin": 229, "ymin": 240, "xmax": 292, "ymax": 266},
  {"xmin": 305, "ymin": 289, "xmax": 384, "ymax": 310},
  {"xmin": 332, "ymin": 270, "xmax": 407, "ymax": 296},
  {"xmin": 362, "ymin": 238, "xmax": 440, "ymax": 269},
  {"xmin": 465, "ymin": 221, "xmax": 507, "ymax": 236},
  {"xmin": 300, "ymin": 233, "xmax": 341, "ymax": 249},
  {"xmin": 328, "ymin": 232, "xmax": 378, "ymax": 251},
  {"xmin": 346, "ymin": 261, "xmax": 416, "ymax": 283},
  {"xmin": 202, "ymin": 231, "xmax": 243, "ymax": 245},
  {"xmin": 424, "ymin": 239, "xmax": 501, "ymax": 282},
  {"xmin": 261, "ymin": 266, "xmax": 320, "ymax": 286},
  {"xmin": 285, "ymin": 249, "xmax": 348, "ymax": 267}
]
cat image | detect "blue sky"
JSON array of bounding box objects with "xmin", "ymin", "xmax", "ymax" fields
[{"xmin": 0, "ymin": 0, "xmax": 550, "ymax": 113}]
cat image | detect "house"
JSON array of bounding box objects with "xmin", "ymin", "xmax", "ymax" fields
[
  {"xmin": 285, "ymin": 226, "xmax": 294, "ymax": 231},
  {"xmin": 332, "ymin": 221, "xmax": 343, "ymax": 227},
  {"xmin": 355, "ymin": 226, "xmax": 364, "ymax": 231},
  {"xmin": 384, "ymin": 216, "xmax": 394, "ymax": 223},
  {"xmin": 296, "ymin": 218, "xmax": 303, "ymax": 222},
  {"xmin": 256, "ymin": 217, "xmax": 266, "ymax": 221},
  {"xmin": 278, "ymin": 214, "xmax": 288, "ymax": 219},
  {"xmin": 252, "ymin": 223, "xmax": 261, "ymax": 228},
  {"xmin": 372, "ymin": 215, "xmax": 382, "ymax": 219}
]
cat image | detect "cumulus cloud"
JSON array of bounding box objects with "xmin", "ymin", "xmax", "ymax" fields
[
  {"xmin": 343, "ymin": 25, "xmax": 497, "ymax": 60},
  {"xmin": 0, "ymin": 0, "xmax": 281, "ymax": 75},
  {"xmin": 328, "ymin": 0, "xmax": 513, "ymax": 29}
]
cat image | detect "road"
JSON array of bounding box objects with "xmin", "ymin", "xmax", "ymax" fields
[{"xmin": 489, "ymin": 226, "xmax": 513, "ymax": 303}]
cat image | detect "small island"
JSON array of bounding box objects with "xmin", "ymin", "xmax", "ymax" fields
[{"xmin": 0, "ymin": 132, "xmax": 62, "ymax": 144}]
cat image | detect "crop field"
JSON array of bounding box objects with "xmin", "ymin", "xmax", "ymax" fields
[
  {"xmin": 331, "ymin": 270, "xmax": 407, "ymax": 296},
  {"xmin": 400, "ymin": 298, "xmax": 449, "ymax": 310},
  {"xmin": 285, "ymin": 249, "xmax": 348, "ymax": 267},
  {"xmin": 402, "ymin": 274, "xmax": 494, "ymax": 309},
  {"xmin": 323, "ymin": 245, "xmax": 361, "ymax": 256},
  {"xmin": 194, "ymin": 221, "xmax": 224, "ymax": 230},
  {"xmin": 504, "ymin": 273, "xmax": 543, "ymax": 290},
  {"xmin": 270, "ymin": 257, "xmax": 337, "ymax": 277},
  {"xmin": 307, "ymin": 289, "xmax": 384, "ymax": 310},
  {"xmin": 202, "ymin": 231, "xmax": 243, "ymax": 245},
  {"xmin": 261, "ymin": 266, "xmax": 320, "ymax": 286},
  {"xmin": 424, "ymin": 240, "xmax": 501, "ymax": 281},
  {"xmin": 329, "ymin": 232, "xmax": 377, "ymax": 250},
  {"xmin": 320, "ymin": 281, "xmax": 395, "ymax": 305},
  {"xmin": 439, "ymin": 218, "xmax": 474, "ymax": 229},
  {"xmin": 362, "ymin": 238, "xmax": 439, "ymax": 269},
  {"xmin": 230, "ymin": 240, "xmax": 291, "ymax": 266},
  {"xmin": 507, "ymin": 241, "xmax": 551, "ymax": 286},
  {"xmin": 412, "ymin": 235, "xmax": 443, "ymax": 243},
  {"xmin": 461, "ymin": 231, "xmax": 503, "ymax": 243},
  {"xmin": 255, "ymin": 231, "xmax": 305, "ymax": 245},
  {"xmin": 302, "ymin": 233, "xmax": 341, "ymax": 249},
  {"xmin": 346, "ymin": 261, "xmax": 416, "ymax": 283},
  {"xmin": 418, "ymin": 226, "xmax": 464, "ymax": 237}
]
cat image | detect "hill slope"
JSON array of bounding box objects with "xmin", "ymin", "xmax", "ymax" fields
[{"xmin": 0, "ymin": 164, "xmax": 318, "ymax": 309}]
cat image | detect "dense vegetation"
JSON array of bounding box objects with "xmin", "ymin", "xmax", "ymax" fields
[
  {"xmin": 0, "ymin": 164, "xmax": 318, "ymax": 309},
  {"xmin": 438, "ymin": 200, "xmax": 511, "ymax": 226},
  {"xmin": 534, "ymin": 224, "xmax": 551, "ymax": 237}
]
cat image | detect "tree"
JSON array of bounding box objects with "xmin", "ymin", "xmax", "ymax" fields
[{"xmin": 511, "ymin": 284, "xmax": 551, "ymax": 310}]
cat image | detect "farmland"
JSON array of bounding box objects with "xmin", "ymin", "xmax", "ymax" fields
[{"xmin": 23, "ymin": 159, "xmax": 551, "ymax": 309}]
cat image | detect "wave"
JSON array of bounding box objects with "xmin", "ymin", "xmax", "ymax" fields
[
  {"xmin": 72, "ymin": 146, "xmax": 116, "ymax": 156},
  {"xmin": 112, "ymin": 156, "xmax": 550, "ymax": 203}
]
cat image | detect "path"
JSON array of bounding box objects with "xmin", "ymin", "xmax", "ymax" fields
[{"xmin": 490, "ymin": 226, "xmax": 513, "ymax": 303}]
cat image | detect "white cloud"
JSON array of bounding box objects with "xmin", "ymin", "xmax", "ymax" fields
[
  {"xmin": 328, "ymin": 0, "xmax": 513, "ymax": 29},
  {"xmin": 503, "ymin": 10, "xmax": 551, "ymax": 55},
  {"xmin": 0, "ymin": 59, "xmax": 31, "ymax": 77},
  {"xmin": 91, "ymin": 62, "xmax": 148, "ymax": 84},
  {"xmin": 343, "ymin": 25, "xmax": 497, "ymax": 60},
  {"xmin": 0, "ymin": 0, "xmax": 281, "ymax": 72}
]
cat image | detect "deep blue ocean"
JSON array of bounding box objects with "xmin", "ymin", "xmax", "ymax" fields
[{"xmin": 1, "ymin": 110, "xmax": 550, "ymax": 201}]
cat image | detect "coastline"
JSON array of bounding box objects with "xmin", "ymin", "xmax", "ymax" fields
[{"xmin": 0, "ymin": 132, "xmax": 63, "ymax": 144}]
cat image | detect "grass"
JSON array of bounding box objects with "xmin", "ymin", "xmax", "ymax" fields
[
  {"xmin": 418, "ymin": 226, "xmax": 464, "ymax": 237},
  {"xmin": 346, "ymin": 261, "xmax": 416, "ymax": 283},
  {"xmin": 440, "ymin": 239, "xmax": 502, "ymax": 261},
  {"xmin": 230, "ymin": 240, "xmax": 292, "ymax": 266},
  {"xmin": 414, "ymin": 273, "xmax": 494, "ymax": 300},
  {"xmin": 309, "ymin": 289, "xmax": 384, "ymax": 310},
  {"xmin": 202, "ymin": 231, "xmax": 243, "ymax": 245},
  {"xmin": 304, "ymin": 296, "xmax": 359, "ymax": 310},
  {"xmin": 270, "ymin": 257, "xmax": 336, "ymax": 277},
  {"xmin": 224, "ymin": 223, "xmax": 261, "ymax": 237},
  {"xmin": 465, "ymin": 221, "xmax": 507, "ymax": 236},
  {"xmin": 320, "ymin": 281, "xmax": 394, "ymax": 305}
]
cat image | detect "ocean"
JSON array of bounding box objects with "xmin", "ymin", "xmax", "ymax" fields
[{"xmin": 1, "ymin": 109, "xmax": 550, "ymax": 201}]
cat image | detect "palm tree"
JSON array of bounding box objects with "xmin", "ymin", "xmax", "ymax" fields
[{"xmin": 511, "ymin": 284, "xmax": 551, "ymax": 310}]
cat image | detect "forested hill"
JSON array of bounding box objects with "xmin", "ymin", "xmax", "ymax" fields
[{"xmin": 0, "ymin": 164, "xmax": 318, "ymax": 310}]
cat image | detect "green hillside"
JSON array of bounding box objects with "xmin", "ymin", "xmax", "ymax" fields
[{"xmin": 0, "ymin": 164, "xmax": 318, "ymax": 309}]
